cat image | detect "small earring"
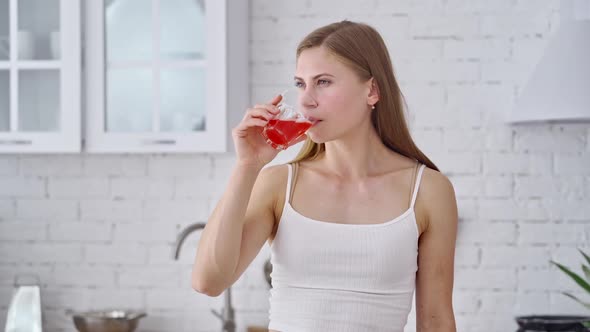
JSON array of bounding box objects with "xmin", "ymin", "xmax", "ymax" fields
[{"xmin": 371, "ymin": 104, "xmax": 375, "ymax": 110}]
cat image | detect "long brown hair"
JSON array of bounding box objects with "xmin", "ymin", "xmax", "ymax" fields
[{"xmin": 290, "ymin": 20, "xmax": 439, "ymax": 172}]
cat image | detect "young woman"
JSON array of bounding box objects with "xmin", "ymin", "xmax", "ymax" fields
[{"xmin": 192, "ymin": 21, "xmax": 458, "ymax": 332}]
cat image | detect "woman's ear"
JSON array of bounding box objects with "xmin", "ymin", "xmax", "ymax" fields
[{"xmin": 367, "ymin": 77, "xmax": 380, "ymax": 107}]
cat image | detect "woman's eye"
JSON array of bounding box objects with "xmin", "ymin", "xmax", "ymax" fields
[
  {"xmin": 317, "ymin": 79, "xmax": 330, "ymax": 86},
  {"xmin": 294, "ymin": 81, "xmax": 304, "ymax": 88}
]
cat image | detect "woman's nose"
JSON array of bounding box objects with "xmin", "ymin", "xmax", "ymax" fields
[{"xmin": 299, "ymin": 89, "xmax": 318, "ymax": 110}]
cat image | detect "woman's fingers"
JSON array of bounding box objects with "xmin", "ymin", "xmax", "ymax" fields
[
  {"xmin": 233, "ymin": 117, "xmax": 268, "ymax": 138},
  {"xmin": 233, "ymin": 96, "xmax": 283, "ymax": 138},
  {"xmin": 241, "ymin": 94, "xmax": 282, "ymax": 122},
  {"xmin": 236, "ymin": 117, "xmax": 268, "ymax": 130},
  {"xmin": 253, "ymin": 104, "xmax": 280, "ymax": 115},
  {"xmin": 243, "ymin": 107, "xmax": 278, "ymax": 121},
  {"xmin": 268, "ymin": 94, "xmax": 283, "ymax": 106}
]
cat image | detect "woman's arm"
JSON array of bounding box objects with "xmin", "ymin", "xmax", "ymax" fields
[
  {"xmin": 191, "ymin": 163, "xmax": 281, "ymax": 296},
  {"xmin": 415, "ymin": 169, "xmax": 458, "ymax": 332}
]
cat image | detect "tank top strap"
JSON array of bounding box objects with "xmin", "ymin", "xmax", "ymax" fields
[
  {"xmin": 410, "ymin": 164, "xmax": 426, "ymax": 209},
  {"xmin": 285, "ymin": 162, "xmax": 299, "ymax": 205},
  {"xmin": 285, "ymin": 163, "xmax": 293, "ymax": 204}
]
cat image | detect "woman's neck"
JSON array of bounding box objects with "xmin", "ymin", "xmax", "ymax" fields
[{"xmin": 321, "ymin": 123, "xmax": 398, "ymax": 180}]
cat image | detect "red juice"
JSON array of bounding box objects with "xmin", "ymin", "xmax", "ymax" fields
[{"xmin": 262, "ymin": 119, "xmax": 313, "ymax": 150}]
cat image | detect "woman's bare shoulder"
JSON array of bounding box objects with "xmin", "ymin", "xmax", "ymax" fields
[
  {"xmin": 257, "ymin": 163, "xmax": 290, "ymax": 195},
  {"xmin": 258, "ymin": 163, "xmax": 292, "ymax": 240},
  {"xmin": 417, "ymin": 166, "xmax": 458, "ymax": 229},
  {"xmin": 260, "ymin": 163, "xmax": 289, "ymax": 178},
  {"xmin": 258, "ymin": 163, "xmax": 291, "ymax": 205},
  {"xmin": 419, "ymin": 167, "xmax": 455, "ymax": 202}
]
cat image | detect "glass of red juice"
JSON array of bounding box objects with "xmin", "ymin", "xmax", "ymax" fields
[{"xmin": 261, "ymin": 90, "xmax": 316, "ymax": 150}]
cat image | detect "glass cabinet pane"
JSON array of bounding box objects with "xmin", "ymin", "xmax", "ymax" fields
[
  {"xmin": 160, "ymin": 68, "xmax": 206, "ymax": 132},
  {"xmin": 104, "ymin": 0, "xmax": 208, "ymax": 134},
  {"xmin": 160, "ymin": 0, "xmax": 205, "ymax": 60},
  {"xmin": 17, "ymin": 0, "xmax": 61, "ymax": 60},
  {"xmin": 0, "ymin": 0, "xmax": 9, "ymax": 61},
  {"xmin": 18, "ymin": 70, "xmax": 60, "ymax": 131},
  {"xmin": 0, "ymin": 70, "xmax": 8, "ymax": 131},
  {"xmin": 107, "ymin": 68, "xmax": 153, "ymax": 132},
  {"xmin": 106, "ymin": 0, "xmax": 153, "ymax": 61}
]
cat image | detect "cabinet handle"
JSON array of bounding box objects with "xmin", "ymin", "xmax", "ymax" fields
[
  {"xmin": 0, "ymin": 140, "xmax": 33, "ymax": 145},
  {"xmin": 141, "ymin": 139, "xmax": 177, "ymax": 145}
]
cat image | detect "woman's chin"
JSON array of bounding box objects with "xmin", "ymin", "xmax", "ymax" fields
[
  {"xmin": 304, "ymin": 130, "xmax": 317, "ymax": 141},
  {"xmin": 306, "ymin": 133, "xmax": 327, "ymax": 144},
  {"xmin": 307, "ymin": 126, "xmax": 338, "ymax": 145}
]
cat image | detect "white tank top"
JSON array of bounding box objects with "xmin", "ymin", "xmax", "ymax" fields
[{"xmin": 268, "ymin": 162, "xmax": 425, "ymax": 332}]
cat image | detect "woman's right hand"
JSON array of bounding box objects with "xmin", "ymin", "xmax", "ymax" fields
[{"xmin": 232, "ymin": 95, "xmax": 283, "ymax": 168}]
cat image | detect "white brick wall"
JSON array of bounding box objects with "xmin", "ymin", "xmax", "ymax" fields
[{"xmin": 0, "ymin": 1, "xmax": 588, "ymax": 332}]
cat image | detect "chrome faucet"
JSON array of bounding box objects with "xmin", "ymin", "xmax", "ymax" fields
[{"xmin": 173, "ymin": 223, "xmax": 236, "ymax": 332}]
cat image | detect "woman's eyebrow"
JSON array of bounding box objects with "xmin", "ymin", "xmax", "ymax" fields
[{"xmin": 294, "ymin": 73, "xmax": 335, "ymax": 80}]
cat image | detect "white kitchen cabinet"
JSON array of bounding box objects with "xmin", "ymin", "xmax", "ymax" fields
[
  {"xmin": 0, "ymin": 0, "xmax": 81, "ymax": 153},
  {"xmin": 84, "ymin": 0, "xmax": 248, "ymax": 153}
]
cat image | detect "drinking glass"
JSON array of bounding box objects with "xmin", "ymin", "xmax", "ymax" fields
[{"xmin": 261, "ymin": 89, "xmax": 316, "ymax": 150}]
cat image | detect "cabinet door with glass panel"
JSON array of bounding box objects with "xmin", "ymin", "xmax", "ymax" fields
[
  {"xmin": 0, "ymin": 0, "xmax": 81, "ymax": 153},
  {"xmin": 85, "ymin": 0, "xmax": 233, "ymax": 153}
]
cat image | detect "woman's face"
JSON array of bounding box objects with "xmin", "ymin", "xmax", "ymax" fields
[{"xmin": 295, "ymin": 46, "xmax": 374, "ymax": 144}]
